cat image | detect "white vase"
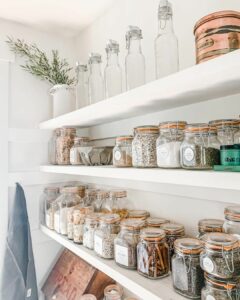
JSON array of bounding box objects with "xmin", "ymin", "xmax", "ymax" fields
[{"xmin": 50, "ymin": 84, "xmax": 75, "ymax": 118}]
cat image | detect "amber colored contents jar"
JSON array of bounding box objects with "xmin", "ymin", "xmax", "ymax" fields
[
  {"xmin": 56, "ymin": 127, "xmax": 76, "ymax": 165},
  {"xmin": 197, "ymin": 219, "xmax": 224, "ymax": 239}
]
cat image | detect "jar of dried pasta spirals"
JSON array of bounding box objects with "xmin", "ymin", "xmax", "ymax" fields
[{"xmin": 113, "ymin": 136, "xmax": 133, "ymax": 167}]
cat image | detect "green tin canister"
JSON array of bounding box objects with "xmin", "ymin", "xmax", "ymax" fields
[{"xmin": 220, "ymin": 144, "xmax": 240, "ymax": 166}]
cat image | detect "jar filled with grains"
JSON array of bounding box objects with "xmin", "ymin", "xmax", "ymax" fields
[
  {"xmin": 201, "ymin": 273, "xmax": 240, "ymax": 300},
  {"xmin": 172, "ymin": 238, "xmax": 204, "ymax": 299},
  {"xmin": 197, "ymin": 219, "xmax": 224, "ymax": 239},
  {"xmin": 114, "ymin": 219, "xmax": 145, "ymax": 269},
  {"xmin": 42, "ymin": 186, "xmax": 60, "ymax": 229},
  {"xmin": 200, "ymin": 233, "xmax": 240, "ymax": 279},
  {"xmin": 73, "ymin": 206, "xmax": 94, "ymax": 244},
  {"xmin": 104, "ymin": 285, "xmax": 123, "ymax": 300},
  {"xmin": 94, "ymin": 214, "xmax": 120, "ymax": 259},
  {"xmin": 48, "ymin": 129, "xmax": 61, "ymax": 165},
  {"xmin": 113, "ymin": 136, "xmax": 133, "ymax": 167},
  {"xmin": 180, "ymin": 124, "xmax": 220, "ymax": 170},
  {"xmin": 157, "ymin": 121, "xmax": 187, "ymax": 168},
  {"xmin": 83, "ymin": 213, "xmax": 103, "ymax": 249},
  {"xmin": 209, "ymin": 119, "xmax": 239, "ymax": 145},
  {"xmin": 102, "ymin": 190, "xmax": 129, "ymax": 219},
  {"xmin": 128, "ymin": 210, "xmax": 150, "ymax": 220},
  {"xmin": 146, "ymin": 217, "xmax": 170, "ymax": 228},
  {"xmin": 70, "ymin": 137, "xmax": 90, "ymax": 165},
  {"xmin": 56, "ymin": 127, "xmax": 76, "ymax": 165},
  {"xmin": 132, "ymin": 125, "xmax": 159, "ymax": 168},
  {"xmin": 223, "ymin": 206, "xmax": 240, "ymax": 239}
]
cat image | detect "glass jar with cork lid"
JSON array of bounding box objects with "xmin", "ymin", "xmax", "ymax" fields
[
  {"xmin": 42, "ymin": 186, "xmax": 60, "ymax": 229},
  {"xmin": 104, "ymin": 284, "xmax": 123, "ymax": 300},
  {"xmin": 83, "ymin": 213, "xmax": 103, "ymax": 249},
  {"xmin": 146, "ymin": 217, "xmax": 170, "ymax": 228},
  {"xmin": 128, "ymin": 210, "xmax": 150, "ymax": 220},
  {"xmin": 106, "ymin": 190, "xmax": 129, "ymax": 219},
  {"xmin": 197, "ymin": 219, "xmax": 224, "ymax": 239},
  {"xmin": 223, "ymin": 206, "xmax": 240, "ymax": 239},
  {"xmin": 48, "ymin": 128, "xmax": 61, "ymax": 165},
  {"xmin": 113, "ymin": 135, "xmax": 133, "ymax": 167}
]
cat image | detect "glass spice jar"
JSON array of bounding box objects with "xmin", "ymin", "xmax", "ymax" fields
[
  {"xmin": 42, "ymin": 186, "xmax": 60, "ymax": 229},
  {"xmin": 157, "ymin": 121, "xmax": 187, "ymax": 168},
  {"xmin": 104, "ymin": 284, "xmax": 123, "ymax": 300},
  {"xmin": 48, "ymin": 128, "xmax": 61, "ymax": 165},
  {"xmin": 172, "ymin": 238, "xmax": 204, "ymax": 299},
  {"xmin": 137, "ymin": 228, "xmax": 170, "ymax": 279},
  {"xmin": 209, "ymin": 119, "xmax": 239, "ymax": 146},
  {"xmin": 56, "ymin": 127, "xmax": 76, "ymax": 165},
  {"xmin": 83, "ymin": 213, "xmax": 103, "ymax": 249},
  {"xmin": 73, "ymin": 206, "xmax": 94, "ymax": 244},
  {"xmin": 197, "ymin": 219, "xmax": 224, "ymax": 239},
  {"xmin": 94, "ymin": 214, "xmax": 120, "ymax": 259},
  {"xmin": 224, "ymin": 206, "xmax": 240, "ymax": 239},
  {"xmin": 201, "ymin": 273, "xmax": 240, "ymax": 300},
  {"xmin": 200, "ymin": 233, "xmax": 240, "ymax": 279},
  {"xmin": 132, "ymin": 126, "xmax": 159, "ymax": 168},
  {"xmin": 70, "ymin": 137, "xmax": 90, "ymax": 165},
  {"xmin": 128, "ymin": 210, "xmax": 150, "ymax": 220},
  {"xmin": 113, "ymin": 136, "xmax": 133, "ymax": 167},
  {"xmin": 146, "ymin": 217, "xmax": 170, "ymax": 228},
  {"xmin": 180, "ymin": 124, "xmax": 220, "ymax": 170},
  {"xmin": 114, "ymin": 219, "xmax": 145, "ymax": 269}
]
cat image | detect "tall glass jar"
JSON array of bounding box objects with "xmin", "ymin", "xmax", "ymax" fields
[
  {"xmin": 157, "ymin": 121, "xmax": 187, "ymax": 168},
  {"xmin": 200, "ymin": 233, "xmax": 240, "ymax": 278},
  {"xmin": 155, "ymin": 0, "xmax": 179, "ymax": 79},
  {"xmin": 197, "ymin": 219, "xmax": 224, "ymax": 239},
  {"xmin": 94, "ymin": 214, "xmax": 120, "ymax": 259},
  {"xmin": 70, "ymin": 137, "xmax": 90, "ymax": 165},
  {"xmin": 56, "ymin": 127, "xmax": 76, "ymax": 165},
  {"xmin": 137, "ymin": 228, "xmax": 170, "ymax": 279},
  {"xmin": 172, "ymin": 238, "xmax": 204, "ymax": 299},
  {"xmin": 105, "ymin": 40, "xmax": 122, "ymax": 98},
  {"xmin": 113, "ymin": 136, "xmax": 133, "ymax": 167},
  {"xmin": 41, "ymin": 186, "xmax": 60, "ymax": 229},
  {"xmin": 48, "ymin": 129, "xmax": 61, "ymax": 165},
  {"xmin": 104, "ymin": 285, "xmax": 123, "ymax": 300},
  {"xmin": 209, "ymin": 119, "xmax": 239, "ymax": 145},
  {"xmin": 128, "ymin": 210, "xmax": 150, "ymax": 220},
  {"xmin": 132, "ymin": 126, "xmax": 159, "ymax": 168},
  {"xmin": 234, "ymin": 120, "xmax": 240, "ymax": 144},
  {"xmin": 180, "ymin": 124, "xmax": 220, "ymax": 170},
  {"xmin": 84, "ymin": 188, "xmax": 99, "ymax": 206},
  {"xmin": 224, "ymin": 206, "xmax": 240, "ymax": 239},
  {"xmin": 73, "ymin": 206, "xmax": 94, "ymax": 244},
  {"xmin": 114, "ymin": 219, "xmax": 145, "ymax": 269},
  {"xmin": 75, "ymin": 62, "xmax": 88, "ymax": 109},
  {"xmin": 88, "ymin": 52, "xmax": 104, "ymax": 104},
  {"xmin": 146, "ymin": 217, "xmax": 170, "ymax": 228},
  {"xmin": 125, "ymin": 26, "xmax": 145, "ymax": 90},
  {"xmin": 83, "ymin": 213, "xmax": 103, "ymax": 250}
]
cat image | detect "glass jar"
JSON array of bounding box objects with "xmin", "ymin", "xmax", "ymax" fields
[
  {"xmin": 93, "ymin": 190, "xmax": 109, "ymax": 212},
  {"xmin": 56, "ymin": 127, "xmax": 76, "ymax": 165},
  {"xmin": 113, "ymin": 136, "xmax": 133, "ymax": 167},
  {"xmin": 209, "ymin": 119, "xmax": 239, "ymax": 146},
  {"xmin": 114, "ymin": 219, "xmax": 145, "ymax": 269},
  {"xmin": 197, "ymin": 219, "xmax": 224, "ymax": 239},
  {"xmin": 180, "ymin": 124, "xmax": 220, "ymax": 170},
  {"xmin": 200, "ymin": 233, "xmax": 240, "ymax": 278},
  {"xmin": 84, "ymin": 188, "xmax": 99, "ymax": 206},
  {"xmin": 132, "ymin": 126, "xmax": 159, "ymax": 168},
  {"xmin": 157, "ymin": 121, "xmax": 187, "ymax": 168},
  {"xmin": 234, "ymin": 120, "xmax": 240, "ymax": 144},
  {"xmin": 83, "ymin": 213, "xmax": 103, "ymax": 249},
  {"xmin": 104, "ymin": 285, "xmax": 123, "ymax": 300},
  {"xmin": 41, "ymin": 186, "xmax": 60, "ymax": 229},
  {"xmin": 172, "ymin": 238, "xmax": 204, "ymax": 299},
  {"xmin": 75, "ymin": 62, "xmax": 89, "ymax": 109},
  {"xmin": 128, "ymin": 210, "xmax": 150, "ymax": 220},
  {"xmin": 70, "ymin": 137, "xmax": 90, "ymax": 165},
  {"xmin": 94, "ymin": 214, "xmax": 120, "ymax": 259},
  {"xmin": 79, "ymin": 295, "xmax": 97, "ymax": 300},
  {"xmin": 102, "ymin": 190, "xmax": 129, "ymax": 219},
  {"xmin": 224, "ymin": 206, "xmax": 240, "ymax": 239},
  {"xmin": 73, "ymin": 206, "xmax": 94, "ymax": 244},
  {"xmin": 48, "ymin": 129, "xmax": 60, "ymax": 165},
  {"xmin": 146, "ymin": 217, "xmax": 170, "ymax": 228}
]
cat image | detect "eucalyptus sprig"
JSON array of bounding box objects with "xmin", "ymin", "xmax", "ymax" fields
[{"xmin": 6, "ymin": 37, "xmax": 75, "ymax": 85}]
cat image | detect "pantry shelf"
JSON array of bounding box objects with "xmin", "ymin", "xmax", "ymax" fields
[
  {"xmin": 41, "ymin": 225, "xmax": 185, "ymax": 300},
  {"xmin": 39, "ymin": 50, "xmax": 240, "ymax": 129}
]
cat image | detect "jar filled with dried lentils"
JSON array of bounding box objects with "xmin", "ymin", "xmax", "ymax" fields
[
  {"xmin": 197, "ymin": 219, "xmax": 224, "ymax": 239},
  {"xmin": 56, "ymin": 127, "xmax": 76, "ymax": 165},
  {"xmin": 113, "ymin": 136, "xmax": 133, "ymax": 167}
]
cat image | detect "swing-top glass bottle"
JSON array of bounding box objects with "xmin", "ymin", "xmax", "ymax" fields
[
  {"xmin": 88, "ymin": 53, "xmax": 104, "ymax": 104},
  {"xmin": 75, "ymin": 62, "xmax": 88, "ymax": 109}
]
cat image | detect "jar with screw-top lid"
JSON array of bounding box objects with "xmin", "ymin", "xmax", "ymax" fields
[
  {"xmin": 83, "ymin": 213, "xmax": 103, "ymax": 249},
  {"xmin": 42, "ymin": 186, "xmax": 60, "ymax": 229},
  {"xmin": 172, "ymin": 238, "xmax": 205, "ymax": 299},
  {"xmin": 104, "ymin": 284, "xmax": 123, "ymax": 300},
  {"xmin": 224, "ymin": 206, "xmax": 240, "ymax": 239},
  {"xmin": 128, "ymin": 210, "xmax": 150, "ymax": 220},
  {"xmin": 146, "ymin": 217, "xmax": 170, "ymax": 228},
  {"xmin": 113, "ymin": 136, "xmax": 133, "ymax": 167},
  {"xmin": 48, "ymin": 129, "xmax": 61, "ymax": 165},
  {"xmin": 197, "ymin": 219, "xmax": 224, "ymax": 239},
  {"xmin": 209, "ymin": 119, "xmax": 239, "ymax": 145},
  {"xmin": 56, "ymin": 127, "xmax": 76, "ymax": 165},
  {"xmin": 70, "ymin": 137, "xmax": 90, "ymax": 165},
  {"xmin": 200, "ymin": 232, "xmax": 240, "ymax": 278}
]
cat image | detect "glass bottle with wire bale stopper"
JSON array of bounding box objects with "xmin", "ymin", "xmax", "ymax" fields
[
  {"xmin": 172, "ymin": 238, "xmax": 204, "ymax": 299},
  {"xmin": 128, "ymin": 210, "xmax": 150, "ymax": 220},
  {"xmin": 83, "ymin": 213, "xmax": 103, "ymax": 249},
  {"xmin": 104, "ymin": 285, "xmax": 123, "ymax": 300},
  {"xmin": 197, "ymin": 219, "xmax": 224, "ymax": 239},
  {"xmin": 146, "ymin": 217, "xmax": 170, "ymax": 228},
  {"xmin": 200, "ymin": 232, "xmax": 240, "ymax": 278},
  {"xmin": 70, "ymin": 137, "xmax": 90, "ymax": 165},
  {"xmin": 209, "ymin": 119, "xmax": 239, "ymax": 145},
  {"xmin": 113, "ymin": 136, "xmax": 133, "ymax": 167},
  {"xmin": 224, "ymin": 206, "xmax": 240, "ymax": 239}
]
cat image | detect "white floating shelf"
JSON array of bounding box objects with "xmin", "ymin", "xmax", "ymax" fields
[
  {"xmin": 39, "ymin": 50, "xmax": 240, "ymax": 129},
  {"xmin": 41, "ymin": 225, "xmax": 185, "ymax": 300}
]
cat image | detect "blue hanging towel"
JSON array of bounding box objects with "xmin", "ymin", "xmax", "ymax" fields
[{"xmin": 1, "ymin": 183, "xmax": 38, "ymax": 300}]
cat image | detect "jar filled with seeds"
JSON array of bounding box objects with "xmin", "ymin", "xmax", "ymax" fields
[
  {"xmin": 83, "ymin": 213, "xmax": 103, "ymax": 249},
  {"xmin": 93, "ymin": 190, "xmax": 109, "ymax": 212},
  {"xmin": 42, "ymin": 186, "xmax": 60, "ymax": 229},
  {"xmin": 73, "ymin": 206, "xmax": 94, "ymax": 244},
  {"xmin": 209, "ymin": 119, "xmax": 239, "ymax": 145},
  {"xmin": 132, "ymin": 125, "xmax": 159, "ymax": 168},
  {"xmin": 70, "ymin": 137, "xmax": 90, "ymax": 165},
  {"xmin": 128, "ymin": 210, "xmax": 150, "ymax": 220},
  {"xmin": 146, "ymin": 217, "xmax": 170, "ymax": 228},
  {"xmin": 113, "ymin": 136, "xmax": 133, "ymax": 167},
  {"xmin": 94, "ymin": 214, "xmax": 120, "ymax": 259},
  {"xmin": 197, "ymin": 219, "xmax": 224, "ymax": 239},
  {"xmin": 200, "ymin": 233, "xmax": 240, "ymax": 278},
  {"xmin": 102, "ymin": 190, "xmax": 129, "ymax": 219},
  {"xmin": 137, "ymin": 228, "xmax": 170, "ymax": 279},
  {"xmin": 157, "ymin": 121, "xmax": 187, "ymax": 168},
  {"xmin": 104, "ymin": 285, "xmax": 123, "ymax": 300},
  {"xmin": 114, "ymin": 219, "xmax": 145, "ymax": 269},
  {"xmin": 56, "ymin": 127, "xmax": 76, "ymax": 165},
  {"xmin": 172, "ymin": 238, "xmax": 204, "ymax": 299},
  {"xmin": 180, "ymin": 124, "xmax": 220, "ymax": 170},
  {"xmin": 48, "ymin": 128, "xmax": 61, "ymax": 165},
  {"xmin": 201, "ymin": 273, "xmax": 240, "ymax": 300},
  {"xmin": 224, "ymin": 206, "xmax": 240, "ymax": 239}
]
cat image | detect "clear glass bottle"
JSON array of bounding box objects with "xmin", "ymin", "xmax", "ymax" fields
[
  {"xmin": 197, "ymin": 219, "xmax": 224, "ymax": 239},
  {"xmin": 223, "ymin": 206, "xmax": 240, "ymax": 239},
  {"xmin": 146, "ymin": 217, "xmax": 170, "ymax": 228},
  {"xmin": 113, "ymin": 136, "xmax": 133, "ymax": 167},
  {"xmin": 104, "ymin": 285, "xmax": 123, "ymax": 300},
  {"xmin": 125, "ymin": 26, "xmax": 145, "ymax": 90},
  {"xmin": 75, "ymin": 62, "xmax": 88, "ymax": 109},
  {"xmin": 41, "ymin": 186, "xmax": 60, "ymax": 229},
  {"xmin": 56, "ymin": 127, "xmax": 76, "ymax": 165},
  {"xmin": 48, "ymin": 128, "xmax": 61, "ymax": 165},
  {"xmin": 209, "ymin": 119, "xmax": 239, "ymax": 145},
  {"xmin": 102, "ymin": 190, "xmax": 129, "ymax": 219},
  {"xmin": 105, "ymin": 40, "xmax": 122, "ymax": 98},
  {"xmin": 155, "ymin": 0, "xmax": 179, "ymax": 79},
  {"xmin": 70, "ymin": 137, "xmax": 90, "ymax": 165},
  {"xmin": 88, "ymin": 52, "xmax": 104, "ymax": 104}
]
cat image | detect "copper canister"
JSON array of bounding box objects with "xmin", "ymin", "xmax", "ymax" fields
[{"xmin": 194, "ymin": 10, "xmax": 240, "ymax": 64}]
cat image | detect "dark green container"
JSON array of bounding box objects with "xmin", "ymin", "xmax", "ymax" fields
[{"xmin": 220, "ymin": 144, "xmax": 240, "ymax": 166}]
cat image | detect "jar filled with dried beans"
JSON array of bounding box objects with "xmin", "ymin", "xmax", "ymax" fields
[
  {"xmin": 224, "ymin": 206, "xmax": 240, "ymax": 239},
  {"xmin": 113, "ymin": 136, "xmax": 133, "ymax": 167},
  {"xmin": 70, "ymin": 137, "xmax": 90, "ymax": 165},
  {"xmin": 197, "ymin": 219, "xmax": 224, "ymax": 239},
  {"xmin": 56, "ymin": 127, "xmax": 76, "ymax": 165}
]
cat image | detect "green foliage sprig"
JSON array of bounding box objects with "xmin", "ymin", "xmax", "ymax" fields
[{"xmin": 6, "ymin": 37, "xmax": 75, "ymax": 85}]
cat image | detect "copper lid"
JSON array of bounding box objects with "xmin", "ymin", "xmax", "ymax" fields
[
  {"xmin": 97, "ymin": 190, "xmax": 109, "ymax": 198},
  {"xmin": 61, "ymin": 186, "xmax": 84, "ymax": 194},
  {"xmin": 140, "ymin": 228, "xmax": 166, "ymax": 242},
  {"xmin": 203, "ymin": 232, "xmax": 239, "ymax": 251},
  {"xmin": 159, "ymin": 121, "xmax": 187, "ymax": 130},
  {"xmin": 134, "ymin": 125, "xmax": 159, "ymax": 134},
  {"xmin": 224, "ymin": 206, "xmax": 240, "ymax": 222},
  {"xmin": 175, "ymin": 238, "xmax": 204, "ymax": 255},
  {"xmin": 205, "ymin": 273, "xmax": 240, "ymax": 290},
  {"xmin": 198, "ymin": 219, "xmax": 224, "ymax": 233},
  {"xmin": 100, "ymin": 213, "xmax": 121, "ymax": 224},
  {"xmin": 161, "ymin": 223, "xmax": 185, "ymax": 235},
  {"xmin": 185, "ymin": 123, "xmax": 217, "ymax": 133},
  {"xmin": 85, "ymin": 188, "xmax": 99, "ymax": 197},
  {"xmin": 128, "ymin": 210, "xmax": 150, "ymax": 220},
  {"xmin": 147, "ymin": 217, "xmax": 170, "ymax": 227},
  {"xmin": 85, "ymin": 212, "xmax": 104, "ymax": 222},
  {"xmin": 120, "ymin": 218, "xmax": 145, "ymax": 231},
  {"xmin": 110, "ymin": 189, "xmax": 127, "ymax": 198},
  {"xmin": 209, "ymin": 119, "xmax": 239, "ymax": 129},
  {"xmin": 116, "ymin": 135, "xmax": 133, "ymax": 142}
]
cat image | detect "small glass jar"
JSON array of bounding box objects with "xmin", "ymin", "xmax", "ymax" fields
[
  {"xmin": 180, "ymin": 124, "xmax": 220, "ymax": 170},
  {"xmin": 48, "ymin": 128, "xmax": 60, "ymax": 165},
  {"xmin": 93, "ymin": 190, "xmax": 109, "ymax": 212},
  {"xmin": 73, "ymin": 206, "xmax": 93, "ymax": 244},
  {"xmin": 234, "ymin": 120, "xmax": 240, "ymax": 144},
  {"xmin": 84, "ymin": 188, "xmax": 99, "ymax": 206},
  {"xmin": 172, "ymin": 238, "xmax": 204, "ymax": 299},
  {"xmin": 128, "ymin": 210, "xmax": 150, "ymax": 220},
  {"xmin": 146, "ymin": 217, "xmax": 170, "ymax": 228},
  {"xmin": 209, "ymin": 119, "xmax": 239, "ymax": 145},
  {"xmin": 104, "ymin": 285, "xmax": 123, "ymax": 300},
  {"xmin": 41, "ymin": 186, "xmax": 60, "ymax": 229},
  {"xmin": 132, "ymin": 126, "xmax": 159, "ymax": 168},
  {"xmin": 113, "ymin": 136, "xmax": 133, "ymax": 167},
  {"xmin": 137, "ymin": 228, "xmax": 170, "ymax": 279},
  {"xmin": 201, "ymin": 273, "xmax": 240, "ymax": 300},
  {"xmin": 83, "ymin": 213, "xmax": 103, "ymax": 249},
  {"xmin": 197, "ymin": 219, "xmax": 224, "ymax": 239},
  {"xmin": 224, "ymin": 206, "xmax": 240, "ymax": 239},
  {"xmin": 94, "ymin": 214, "xmax": 120, "ymax": 259},
  {"xmin": 157, "ymin": 121, "xmax": 187, "ymax": 168},
  {"xmin": 70, "ymin": 137, "xmax": 90, "ymax": 165},
  {"xmin": 114, "ymin": 219, "xmax": 145, "ymax": 269},
  {"xmin": 200, "ymin": 233, "xmax": 240, "ymax": 278},
  {"xmin": 56, "ymin": 127, "xmax": 76, "ymax": 165},
  {"xmin": 79, "ymin": 295, "xmax": 97, "ymax": 300},
  {"xmin": 103, "ymin": 190, "xmax": 129, "ymax": 219}
]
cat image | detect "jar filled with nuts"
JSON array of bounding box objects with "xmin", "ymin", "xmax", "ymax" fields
[
  {"xmin": 128, "ymin": 210, "xmax": 150, "ymax": 220},
  {"xmin": 56, "ymin": 127, "xmax": 76, "ymax": 165},
  {"xmin": 113, "ymin": 136, "xmax": 133, "ymax": 167},
  {"xmin": 48, "ymin": 128, "xmax": 61, "ymax": 165},
  {"xmin": 146, "ymin": 217, "xmax": 170, "ymax": 228},
  {"xmin": 132, "ymin": 125, "xmax": 159, "ymax": 168},
  {"xmin": 70, "ymin": 137, "xmax": 90, "ymax": 165},
  {"xmin": 83, "ymin": 213, "xmax": 103, "ymax": 249},
  {"xmin": 197, "ymin": 219, "xmax": 224, "ymax": 239}
]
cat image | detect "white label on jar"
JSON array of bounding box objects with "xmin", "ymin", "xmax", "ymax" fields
[
  {"xmin": 94, "ymin": 235, "xmax": 103, "ymax": 255},
  {"xmin": 203, "ymin": 257, "xmax": 214, "ymax": 273},
  {"xmin": 157, "ymin": 146, "xmax": 169, "ymax": 159},
  {"xmin": 115, "ymin": 245, "xmax": 129, "ymax": 266},
  {"xmin": 183, "ymin": 147, "xmax": 194, "ymax": 162},
  {"xmin": 114, "ymin": 150, "xmax": 122, "ymax": 161},
  {"xmin": 206, "ymin": 296, "xmax": 215, "ymax": 300}
]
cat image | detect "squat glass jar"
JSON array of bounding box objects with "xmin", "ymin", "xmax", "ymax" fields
[
  {"xmin": 146, "ymin": 217, "xmax": 170, "ymax": 228},
  {"xmin": 83, "ymin": 213, "xmax": 103, "ymax": 249},
  {"xmin": 157, "ymin": 121, "xmax": 187, "ymax": 168},
  {"xmin": 42, "ymin": 186, "xmax": 60, "ymax": 229},
  {"xmin": 70, "ymin": 137, "xmax": 90, "ymax": 165},
  {"xmin": 113, "ymin": 136, "xmax": 133, "ymax": 167},
  {"xmin": 172, "ymin": 238, "xmax": 204, "ymax": 299},
  {"xmin": 48, "ymin": 128, "xmax": 60, "ymax": 165},
  {"xmin": 104, "ymin": 285, "xmax": 123, "ymax": 300},
  {"xmin": 200, "ymin": 232, "xmax": 240, "ymax": 278},
  {"xmin": 56, "ymin": 127, "xmax": 76, "ymax": 165},
  {"xmin": 132, "ymin": 126, "xmax": 159, "ymax": 168},
  {"xmin": 128, "ymin": 210, "xmax": 150, "ymax": 220},
  {"xmin": 209, "ymin": 119, "xmax": 239, "ymax": 145},
  {"xmin": 197, "ymin": 219, "xmax": 224, "ymax": 239},
  {"xmin": 224, "ymin": 206, "xmax": 240, "ymax": 239}
]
